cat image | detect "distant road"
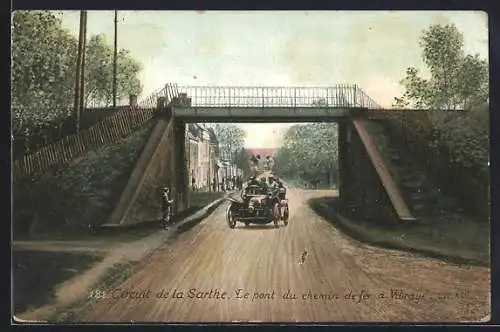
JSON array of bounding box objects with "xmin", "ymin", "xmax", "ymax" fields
[{"xmin": 76, "ymin": 188, "xmax": 490, "ymax": 323}]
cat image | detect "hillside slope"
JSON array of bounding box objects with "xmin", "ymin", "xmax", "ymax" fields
[{"xmin": 13, "ymin": 122, "xmax": 155, "ymax": 239}]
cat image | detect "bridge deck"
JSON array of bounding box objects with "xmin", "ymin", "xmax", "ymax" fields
[
  {"xmin": 171, "ymin": 106, "xmax": 463, "ymax": 122},
  {"xmin": 172, "ymin": 106, "xmax": 352, "ymax": 122}
]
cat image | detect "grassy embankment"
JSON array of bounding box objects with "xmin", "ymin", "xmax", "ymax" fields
[
  {"xmin": 310, "ymin": 119, "xmax": 489, "ymax": 267},
  {"xmin": 13, "ymin": 123, "xmax": 226, "ymax": 316}
]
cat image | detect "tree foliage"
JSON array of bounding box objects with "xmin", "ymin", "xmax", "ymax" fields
[
  {"xmin": 394, "ymin": 24, "xmax": 488, "ymax": 110},
  {"xmin": 211, "ymin": 123, "xmax": 246, "ymax": 160},
  {"xmin": 12, "ymin": 11, "xmax": 77, "ymax": 125},
  {"xmin": 274, "ymin": 123, "xmax": 338, "ymax": 186},
  {"xmin": 392, "ymin": 23, "xmax": 489, "ymax": 173},
  {"xmin": 84, "ymin": 34, "xmax": 142, "ymax": 107},
  {"xmin": 392, "ymin": 23, "xmax": 489, "ymax": 217},
  {"xmin": 11, "ymin": 11, "xmax": 144, "ymax": 156},
  {"xmin": 233, "ymin": 147, "xmax": 249, "ymax": 175}
]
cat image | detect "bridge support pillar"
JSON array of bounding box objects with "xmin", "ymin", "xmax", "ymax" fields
[
  {"xmin": 338, "ymin": 120, "xmax": 398, "ymax": 222},
  {"xmin": 338, "ymin": 120, "xmax": 354, "ymax": 212},
  {"xmin": 171, "ymin": 119, "xmax": 190, "ymax": 213}
]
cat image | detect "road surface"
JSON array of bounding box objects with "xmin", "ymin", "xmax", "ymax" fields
[{"xmin": 75, "ymin": 188, "xmax": 490, "ymax": 323}]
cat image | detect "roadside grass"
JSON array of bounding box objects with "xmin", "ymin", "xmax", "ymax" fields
[
  {"xmin": 13, "ymin": 190, "xmax": 227, "ymax": 322},
  {"xmin": 12, "ymin": 119, "xmax": 228, "ymax": 321},
  {"xmin": 309, "ymin": 196, "xmax": 490, "ymax": 267},
  {"xmin": 49, "ymin": 261, "xmax": 142, "ymax": 323},
  {"xmin": 49, "ymin": 192, "xmax": 227, "ymax": 323},
  {"xmin": 12, "ymin": 250, "xmax": 104, "ymax": 315}
]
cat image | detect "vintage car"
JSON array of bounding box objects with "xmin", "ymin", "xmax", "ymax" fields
[{"xmin": 225, "ymin": 184, "xmax": 286, "ymax": 229}]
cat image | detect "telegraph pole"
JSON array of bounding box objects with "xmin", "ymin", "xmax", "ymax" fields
[
  {"xmin": 113, "ymin": 10, "xmax": 118, "ymax": 110},
  {"xmin": 78, "ymin": 10, "xmax": 87, "ymax": 131},
  {"xmin": 73, "ymin": 10, "xmax": 85, "ymax": 131}
]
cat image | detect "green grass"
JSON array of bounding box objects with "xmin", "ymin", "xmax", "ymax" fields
[
  {"xmin": 309, "ymin": 196, "xmax": 490, "ymax": 267},
  {"xmin": 13, "ymin": 122, "xmax": 155, "ymax": 239},
  {"xmin": 49, "ymin": 260, "xmax": 143, "ymax": 323},
  {"xmin": 13, "ymin": 250, "xmax": 104, "ymax": 315}
]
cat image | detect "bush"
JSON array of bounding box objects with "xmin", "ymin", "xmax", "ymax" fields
[
  {"xmin": 384, "ymin": 105, "xmax": 489, "ymax": 218},
  {"xmin": 13, "ymin": 123, "xmax": 154, "ymax": 237}
]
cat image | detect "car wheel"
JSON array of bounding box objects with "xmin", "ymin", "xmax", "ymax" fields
[
  {"xmin": 273, "ymin": 203, "xmax": 280, "ymax": 228},
  {"xmin": 283, "ymin": 206, "xmax": 289, "ymax": 226},
  {"xmin": 226, "ymin": 204, "xmax": 236, "ymax": 229}
]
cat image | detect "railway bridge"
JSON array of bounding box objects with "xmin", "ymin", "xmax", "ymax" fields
[{"xmin": 102, "ymin": 83, "xmax": 462, "ymax": 227}]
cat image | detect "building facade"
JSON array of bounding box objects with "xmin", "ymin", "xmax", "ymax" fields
[{"xmin": 186, "ymin": 124, "xmax": 219, "ymax": 191}]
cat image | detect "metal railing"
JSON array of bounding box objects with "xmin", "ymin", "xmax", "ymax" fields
[
  {"xmin": 169, "ymin": 84, "xmax": 382, "ymax": 109},
  {"xmin": 138, "ymin": 83, "xmax": 180, "ymax": 108}
]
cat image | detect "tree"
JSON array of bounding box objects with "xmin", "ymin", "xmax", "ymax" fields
[
  {"xmin": 392, "ymin": 23, "xmax": 489, "ymax": 218},
  {"xmin": 11, "ymin": 11, "xmax": 144, "ymax": 156},
  {"xmin": 12, "ymin": 11, "xmax": 78, "ymax": 155},
  {"xmin": 274, "ymin": 123, "xmax": 338, "ymax": 187},
  {"xmin": 83, "ymin": 35, "xmax": 143, "ymax": 107},
  {"xmin": 234, "ymin": 147, "xmax": 249, "ymax": 175},
  {"xmin": 115, "ymin": 49, "xmax": 143, "ymax": 105},
  {"xmin": 394, "ymin": 23, "xmax": 488, "ymax": 110},
  {"xmin": 12, "ymin": 11, "xmax": 77, "ymax": 120},
  {"xmin": 211, "ymin": 124, "xmax": 246, "ymax": 166},
  {"xmin": 83, "ymin": 34, "xmax": 113, "ymax": 107}
]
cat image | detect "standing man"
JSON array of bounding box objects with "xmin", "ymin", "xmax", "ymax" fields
[
  {"xmin": 211, "ymin": 177, "xmax": 217, "ymax": 192},
  {"xmin": 161, "ymin": 187, "xmax": 174, "ymax": 229}
]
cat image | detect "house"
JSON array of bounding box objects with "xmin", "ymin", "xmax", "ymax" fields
[
  {"xmin": 186, "ymin": 124, "xmax": 219, "ymax": 190},
  {"xmin": 217, "ymin": 159, "xmax": 244, "ymax": 184}
]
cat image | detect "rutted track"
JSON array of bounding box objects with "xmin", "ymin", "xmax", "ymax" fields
[{"xmin": 74, "ymin": 188, "xmax": 489, "ymax": 323}]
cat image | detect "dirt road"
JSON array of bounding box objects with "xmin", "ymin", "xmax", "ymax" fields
[{"xmin": 75, "ymin": 188, "xmax": 490, "ymax": 323}]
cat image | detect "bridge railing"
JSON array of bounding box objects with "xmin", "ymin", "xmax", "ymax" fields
[
  {"xmin": 138, "ymin": 83, "xmax": 180, "ymax": 108},
  {"xmin": 174, "ymin": 85, "xmax": 382, "ymax": 109}
]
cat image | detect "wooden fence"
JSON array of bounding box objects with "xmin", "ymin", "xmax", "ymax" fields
[
  {"xmin": 12, "ymin": 106, "xmax": 133, "ymax": 160},
  {"xmin": 13, "ymin": 106, "xmax": 157, "ymax": 183}
]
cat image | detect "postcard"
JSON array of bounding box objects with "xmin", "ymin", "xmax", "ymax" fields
[{"xmin": 12, "ymin": 10, "xmax": 490, "ymax": 324}]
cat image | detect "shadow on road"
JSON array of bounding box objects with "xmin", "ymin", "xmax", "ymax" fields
[{"xmin": 234, "ymin": 223, "xmax": 286, "ymax": 230}]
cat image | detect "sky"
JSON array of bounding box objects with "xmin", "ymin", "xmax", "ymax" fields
[{"xmin": 59, "ymin": 10, "xmax": 488, "ymax": 148}]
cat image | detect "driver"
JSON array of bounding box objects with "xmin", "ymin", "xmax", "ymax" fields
[
  {"xmin": 259, "ymin": 177, "xmax": 269, "ymax": 194},
  {"xmin": 242, "ymin": 175, "xmax": 259, "ymax": 203},
  {"xmin": 243, "ymin": 175, "xmax": 259, "ymax": 193}
]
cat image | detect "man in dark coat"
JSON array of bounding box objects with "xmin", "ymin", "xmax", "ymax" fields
[{"xmin": 161, "ymin": 187, "xmax": 174, "ymax": 229}]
